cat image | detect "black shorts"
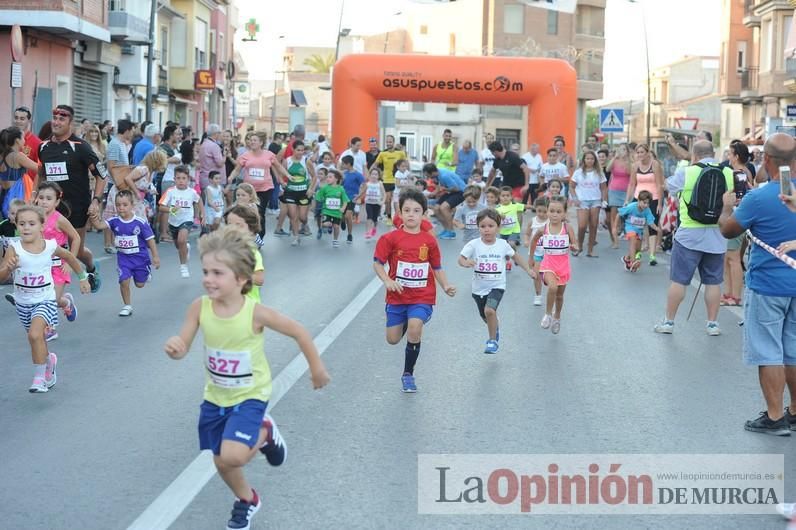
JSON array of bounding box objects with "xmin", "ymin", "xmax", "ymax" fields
[
  {"xmin": 439, "ymin": 191, "xmax": 464, "ymax": 208},
  {"xmin": 472, "ymin": 289, "xmax": 504, "ymax": 320},
  {"xmin": 366, "ymin": 203, "xmax": 381, "ymax": 222},
  {"xmin": 280, "ymin": 190, "xmax": 310, "ymax": 206},
  {"xmin": 344, "ymin": 202, "xmax": 357, "ymax": 214},
  {"xmin": 169, "ymin": 221, "xmax": 193, "ymax": 240},
  {"xmin": 322, "ymin": 215, "xmax": 342, "ymax": 225},
  {"xmin": 65, "ymin": 198, "xmax": 91, "ymax": 230},
  {"xmin": 383, "ymin": 183, "xmax": 396, "ymax": 192}
]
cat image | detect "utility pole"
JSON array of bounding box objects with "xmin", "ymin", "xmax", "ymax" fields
[{"xmin": 145, "ymin": 0, "xmax": 157, "ymax": 123}]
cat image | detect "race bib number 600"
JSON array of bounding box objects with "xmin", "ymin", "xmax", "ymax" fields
[
  {"xmin": 396, "ymin": 260, "xmax": 429, "ymax": 288},
  {"xmin": 205, "ymin": 348, "xmax": 253, "ymax": 389}
]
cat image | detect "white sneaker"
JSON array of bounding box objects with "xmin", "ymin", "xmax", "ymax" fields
[
  {"xmin": 654, "ymin": 320, "xmax": 674, "ymax": 334},
  {"xmin": 180, "ymin": 265, "xmax": 190, "ymax": 279},
  {"xmin": 540, "ymin": 314, "xmax": 552, "ymax": 329},
  {"xmin": 706, "ymin": 321, "xmax": 721, "ymax": 336},
  {"xmin": 533, "ymin": 295, "xmax": 542, "ymax": 306},
  {"xmin": 29, "ymin": 376, "xmax": 48, "ymax": 393},
  {"xmin": 119, "ymin": 305, "xmax": 133, "ymax": 317},
  {"xmin": 551, "ymin": 319, "xmax": 561, "ymax": 334}
]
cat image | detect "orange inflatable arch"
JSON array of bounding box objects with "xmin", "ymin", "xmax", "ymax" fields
[{"xmin": 331, "ymin": 54, "xmax": 577, "ymax": 156}]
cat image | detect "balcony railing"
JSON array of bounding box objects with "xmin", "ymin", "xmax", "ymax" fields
[{"xmin": 741, "ymin": 67, "xmax": 759, "ymax": 91}]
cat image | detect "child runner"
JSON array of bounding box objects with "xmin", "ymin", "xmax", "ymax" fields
[
  {"xmin": 312, "ymin": 167, "xmax": 328, "ymax": 240},
  {"xmin": 539, "ymin": 148, "xmax": 569, "ymax": 195},
  {"xmin": 544, "ymin": 179, "xmax": 564, "ymax": 199},
  {"xmin": 453, "ymin": 185, "xmax": 483, "ymax": 243},
  {"xmin": 373, "ymin": 188, "xmax": 456, "ymax": 392},
  {"xmin": 36, "ymin": 182, "xmax": 81, "ymax": 339},
  {"xmin": 362, "ymin": 167, "xmax": 386, "ymax": 241},
  {"xmin": 1, "ymin": 198, "xmax": 23, "ymax": 260},
  {"xmin": 234, "ymin": 183, "xmax": 263, "ymax": 248},
  {"xmin": 314, "ymin": 169, "xmax": 350, "ymax": 248},
  {"xmin": 459, "ymin": 208, "xmax": 533, "ymax": 353},
  {"xmin": 496, "ymin": 186, "xmax": 527, "ymax": 271},
  {"xmin": 164, "ymin": 226, "xmax": 329, "ymax": 530},
  {"xmin": 529, "ymin": 195, "xmax": 578, "ymax": 334},
  {"xmin": 616, "ymin": 190, "xmax": 659, "ymax": 272},
  {"xmin": 341, "ymin": 156, "xmax": 365, "ymax": 244},
  {"xmin": 204, "ymin": 170, "xmax": 226, "ymax": 233},
  {"xmin": 392, "ymin": 158, "xmax": 415, "ymax": 215},
  {"xmin": 469, "ymin": 169, "xmax": 487, "ymax": 206},
  {"xmin": 484, "ymin": 186, "xmax": 500, "ymax": 209},
  {"xmin": 522, "ymin": 196, "xmax": 549, "ymax": 306},
  {"xmin": 0, "ymin": 205, "xmax": 89, "ymax": 392},
  {"xmin": 87, "ymin": 189, "xmax": 160, "ymax": 316},
  {"xmin": 223, "ymin": 205, "xmax": 265, "ymax": 302},
  {"xmin": 158, "ymin": 165, "xmax": 204, "ymax": 279}
]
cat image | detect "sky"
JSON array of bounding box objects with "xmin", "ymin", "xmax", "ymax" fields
[{"xmin": 235, "ymin": 0, "xmax": 721, "ymax": 101}]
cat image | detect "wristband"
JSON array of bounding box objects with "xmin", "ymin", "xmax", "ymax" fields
[{"xmin": 78, "ymin": 271, "xmax": 88, "ymax": 281}]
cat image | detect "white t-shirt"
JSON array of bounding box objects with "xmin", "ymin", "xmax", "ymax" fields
[
  {"xmin": 480, "ymin": 148, "xmax": 495, "ymax": 175},
  {"xmin": 571, "ymin": 168, "xmax": 606, "ymax": 202},
  {"xmin": 160, "ymin": 186, "xmax": 201, "ymax": 227},
  {"xmin": 521, "ymin": 152, "xmax": 544, "ymax": 184},
  {"xmin": 340, "ymin": 148, "xmax": 367, "ymax": 174},
  {"xmin": 540, "ymin": 162, "xmax": 569, "ymax": 186},
  {"xmin": 460, "ymin": 238, "xmax": 515, "ymax": 295},
  {"xmin": 530, "ymin": 216, "xmax": 548, "ymax": 257},
  {"xmin": 12, "ymin": 239, "xmax": 57, "ymax": 304}
]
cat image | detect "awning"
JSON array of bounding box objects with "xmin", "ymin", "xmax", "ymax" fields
[
  {"xmin": 170, "ymin": 93, "xmax": 198, "ymax": 106},
  {"xmin": 290, "ymin": 89, "xmax": 307, "ymax": 107}
]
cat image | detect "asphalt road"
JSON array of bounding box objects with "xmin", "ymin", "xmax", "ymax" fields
[{"xmin": 0, "ymin": 214, "xmax": 792, "ymax": 530}]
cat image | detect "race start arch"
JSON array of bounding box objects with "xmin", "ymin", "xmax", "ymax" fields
[{"xmin": 331, "ymin": 54, "xmax": 577, "ymax": 155}]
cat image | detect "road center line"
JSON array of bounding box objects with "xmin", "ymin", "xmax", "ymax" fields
[{"xmin": 127, "ymin": 276, "xmax": 384, "ymax": 530}]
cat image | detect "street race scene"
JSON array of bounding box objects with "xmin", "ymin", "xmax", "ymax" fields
[{"xmin": 1, "ymin": 0, "xmax": 796, "ymax": 528}]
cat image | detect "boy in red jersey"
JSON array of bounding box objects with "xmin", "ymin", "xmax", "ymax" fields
[{"xmin": 374, "ymin": 188, "xmax": 456, "ymax": 393}]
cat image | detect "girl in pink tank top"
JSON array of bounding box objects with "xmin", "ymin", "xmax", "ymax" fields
[
  {"xmin": 36, "ymin": 182, "xmax": 82, "ymax": 327},
  {"xmin": 528, "ymin": 195, "xmax": 578, "ymax": 335}
]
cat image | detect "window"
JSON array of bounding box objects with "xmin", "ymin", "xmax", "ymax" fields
[
  {"xmin": 783, "ymin": 16, "xmax": 793, "ymax": 70},
  {"xmin": 421, "ymin": 135, "xmax": 433, "ymax": 162},
  {"xmin": 504, "ymin": 4, "xmax": 524, "ymax": 34},
  {"xmin": 576, "ymin": 6, "xmax": 605, "ymax": 36},
  {"xmin": 160, "ymin": 26, "xmax": 169, "ymax": 67},
  {"xmin": 761, "ymin": 19, "xmax": 771, "ymax": 71},
  {"xmin": 737, "ymin": 41, "xmax": 746, "ymax": 71},
  {"xmin": 420, "ymin": 25, "xmax": 428, "ymax": 35},
  {"xmin": 547, "ymin": 10, "xmax": 558, "ymax": 35},
  {"xmin": 412, "ymin": 102, "xmax": 425, "ymax": 112},
  {"xmin": 399, "ymin": 132, "xmax": 416, "ymax": 158},
  {"xmin": 194, "ymin": 18, "xmax": 208, "ymax": 69},
  {"xmin": 446, "ymin": 103, "xmax": 460, "ymax": 112},
  {"xmin": 109, "ymin": 0, "xmax": 125, "ymax": 11},
  {"xmin": 209, "ymin": 29, "xmax": 217, "ymax": 70},
  {"xmin": 449, "ymin": 33, "xmax": 456, "ymax": 55}
]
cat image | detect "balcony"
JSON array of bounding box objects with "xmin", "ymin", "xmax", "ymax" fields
[
  {"xmin": 109, "ymin": 10, "xmax": 149, "ymax": 44},
  {"xmin": 743, "ymin": 0, "xmax": 760, "ymax": 27},
  {"xmin": 158, "ymin": 66, "xmax": 169, "ymax": 97},
  {"xmin": 740, "ymin": 66, "xmax": 759, "ymax": 98},
  {"xmin": 0, "ymin": 0, "xmax": 109, "ymax": 42}
]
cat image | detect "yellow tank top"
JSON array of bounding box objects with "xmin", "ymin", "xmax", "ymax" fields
[
  {"xmin": 200, "ymin": 295, "xmax": 272, "ymax": 406},
  {"xmin": 436, "ymin": 142, "xmax": 454, "ymax": 170}
]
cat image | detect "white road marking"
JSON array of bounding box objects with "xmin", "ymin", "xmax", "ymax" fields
[{"xmin": 127, "ymin": 276, "xmax": 384, "ymax": 530}]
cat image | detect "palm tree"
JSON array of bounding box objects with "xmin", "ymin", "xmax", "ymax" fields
[{"xmin": 303, "ymin": 53, "xmax": 336, "ymax": 73}]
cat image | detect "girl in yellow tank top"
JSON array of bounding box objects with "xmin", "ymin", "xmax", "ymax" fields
[{"xmin": 164, "ymin": 226, "xmax": 329, "ymax": 529}]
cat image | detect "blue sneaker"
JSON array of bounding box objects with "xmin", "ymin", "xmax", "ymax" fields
[
  {"xmin": 316, "ymin": 229, "xmax": 322, "ymax": 240},
  {"xmin": 259, "ymin": 414, "xmax": 287, "ymax": 466},
  {"xmin": 484, "ymin": 339, "xmax": 499, "ymax": 354},
  {"xmin": 87, "ymin": 261, "xmax": 101, "ymax": 293},
  {"xmin": 401, "ymin": 373, "xmax": 417, "ymax": 393},
  {"xmin": 438, "ymin": 230, "xmax": 456, "ymax": 240},
  {"xmin": 63, "ymin": 293, "xmax": 77, "ymax": 322},
  {"xmin": 227, "ymin": 489, "xmax": 261, "ymax": 530}
]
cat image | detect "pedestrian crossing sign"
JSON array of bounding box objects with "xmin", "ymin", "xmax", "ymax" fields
[{"xmin": 600, "ymin": 108, "xmax": 624, "ymax": 133}]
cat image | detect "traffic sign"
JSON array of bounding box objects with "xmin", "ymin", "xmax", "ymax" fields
[
  {"xmin": 600, "ymin": 108, "xmax": 624, "ymax": 132},
  {"xmin": 787, "ymin": 105, "xmax": 796, "ymax": 119}
]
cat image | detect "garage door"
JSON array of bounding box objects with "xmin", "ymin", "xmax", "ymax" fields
[{"xmin": 72, "ymin": 67, "xmax": 104, "ymax": 123}]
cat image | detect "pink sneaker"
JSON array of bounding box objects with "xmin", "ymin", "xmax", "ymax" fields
[
  {"xmin": 29, "ymin": 376, "xmax": 48, "ymax": 393},
  {"xmin": 45, "ymin": 352, "xmax": 58, "ymax": 388}
]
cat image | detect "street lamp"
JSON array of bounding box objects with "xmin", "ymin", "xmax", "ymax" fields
[
  {"xmin": 334, "ymin": 0, "xmax": 348, "ymax": 62},
  {"xmin": 628, "ymin": 0, "xmax": 652, "ymax": 145}
]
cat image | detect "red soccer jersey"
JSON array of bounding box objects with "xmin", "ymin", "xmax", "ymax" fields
[{"xmin": 374, "ymin": 229, "xmax": 442, "ymax": 306}]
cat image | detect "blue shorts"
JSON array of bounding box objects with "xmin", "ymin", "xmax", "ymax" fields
[
  {"xmin": 385, "ymin": 303, "xmax": 433, "ymax": 328},
  {"xmin": 743, "ymin": 290, "xmax": 796, "ymax": 366},
  {"xmin": 198, "ymin": 399, "xmax": 268, "ymax": 455},
  {"xmin": 608, "ymin": 190, "xmax": 626, "ymax": 208},
  {"xmin": 577, "ymin": 199, "xmax": 602, "ymax": 210},
  {"xmin": 669, "ymin": 239, "xmax": 724, "ymax": 286}
]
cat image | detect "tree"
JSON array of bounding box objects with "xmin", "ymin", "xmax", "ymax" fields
[
  {"xmin": 586, "ymin": 107, "xmax": 599, "ymax": 137},
  {"xmin": 303, "ymin": 53, "xmax": 336, "ymax": 74}
]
